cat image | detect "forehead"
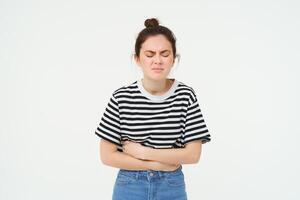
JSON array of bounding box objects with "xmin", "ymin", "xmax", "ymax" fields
[{"xmin": 141, "ymin": 34, "xmax": 172, "ymax": 51}]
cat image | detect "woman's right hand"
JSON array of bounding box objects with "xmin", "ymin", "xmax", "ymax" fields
[{"xmin": 147, "ymin": 161, "xmax": 180, "ymax": 171}]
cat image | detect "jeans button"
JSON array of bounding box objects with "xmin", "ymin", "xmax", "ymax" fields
[{"xmin": 149, "ymin": 172, "xmax": 154, "ymax": 176}]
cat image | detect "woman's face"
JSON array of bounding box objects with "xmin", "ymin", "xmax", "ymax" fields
[{"xmin": 135, "ymin": 34, "xmax": 175, "ymax": 81}]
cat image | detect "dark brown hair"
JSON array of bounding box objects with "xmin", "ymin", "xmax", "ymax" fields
[{"xmin": 134, "ymin": 18, "xmax": 178, "ymax": 62}]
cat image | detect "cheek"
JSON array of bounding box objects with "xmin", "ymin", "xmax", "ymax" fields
[
  {"xmin": 141, "ymin": 59, "xmax": 153, "ymax": 67},
  {"xmin": 163, "ymin": 57, "xmax": 174, "ymax": 65}
]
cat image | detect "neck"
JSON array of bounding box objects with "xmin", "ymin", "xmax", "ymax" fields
[{"xmin": 141, "ymin": 78, "xmax": 174, "ymax": 95}]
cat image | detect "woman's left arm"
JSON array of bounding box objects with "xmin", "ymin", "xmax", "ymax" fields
[{"xmin": 122, "ymin": 140, "xmax": 202, "ymax": 165}]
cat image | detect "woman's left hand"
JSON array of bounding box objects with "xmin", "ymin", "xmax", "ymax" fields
[{"xmin": 122, "ymin": 141, "xmax": 149, "ymax": 160}]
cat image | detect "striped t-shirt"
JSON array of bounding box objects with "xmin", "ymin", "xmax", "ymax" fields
[{"xmin": 95, "ymin": 78, "xmax": 211, "ymax": 152}]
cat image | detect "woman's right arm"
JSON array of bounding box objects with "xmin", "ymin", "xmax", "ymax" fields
[{"xmin": 99, "ymin": 139, "xmax": 179, "ymax": 171}]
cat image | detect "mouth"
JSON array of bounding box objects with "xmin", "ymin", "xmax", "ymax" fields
[{"xmin": 152, "ymin": 68, "xmax": 164, "ymax": 72}]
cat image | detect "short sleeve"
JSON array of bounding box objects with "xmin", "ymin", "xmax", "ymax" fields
[
  {"xmin": 95, "ymin": 93, "xmax": 121, "ymax": 146},
  {"xmin": 184, "ymin": 91, "xmax": 211, "ymax": 145}
]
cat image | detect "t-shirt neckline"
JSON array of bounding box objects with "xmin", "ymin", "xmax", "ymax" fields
[{"xmin": 137, "ymin": 78, "xmax": 179, "ymax": 101}]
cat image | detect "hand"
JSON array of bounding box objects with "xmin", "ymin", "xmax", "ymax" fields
[
  {"xmin": 122, "ymin": 141, "xmax": 149, "ymax": 160},
  {"xmin": 148, "ymin": 161, "xmax": 180, "ymax": 172}
]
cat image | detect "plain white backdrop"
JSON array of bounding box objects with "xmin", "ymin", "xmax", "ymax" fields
[{"xmin": 1, "ymin": 0, "xmax": 299, "ymax": 199}]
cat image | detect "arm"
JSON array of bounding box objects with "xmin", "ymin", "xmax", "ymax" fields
[
  {"xmin": 123, "ymin": 140, "xmax": 202, "ymax": 165},
  {"xmin": 99, "ymin": 139, "xmax": 180, "ymax": 171}
]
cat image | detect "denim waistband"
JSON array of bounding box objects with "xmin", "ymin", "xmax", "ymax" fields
[{"xmin": 118, "ymin": 165, "xmax": 183, "ymax": 179}]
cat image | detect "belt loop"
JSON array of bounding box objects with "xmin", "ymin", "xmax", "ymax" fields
[
  {"xmin": 178, "ymin": 164, "xmax": 182, "ymax": 171},
  {"xmin": 135, "ymin": 171, "xmax": 139, "ymax": 180},
  {"xmin": 157, "ymin": 170, "xmax": 163, "ymax": 178},
  {"xmin": 156, "ymin": 165, "xmax": 182, "ymax": 178}
]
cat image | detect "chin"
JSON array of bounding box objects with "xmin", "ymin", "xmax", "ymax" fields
[{"xmin": 149, "ymin": 76, "xmax": 168, "ymax": 81}]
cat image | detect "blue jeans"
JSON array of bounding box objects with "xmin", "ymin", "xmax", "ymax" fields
[{"xmin": 112, "ymin": 165, "xmax": 187, "ymax": 200}]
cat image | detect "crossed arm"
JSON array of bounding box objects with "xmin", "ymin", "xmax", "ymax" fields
[
  {"xmin": 122, "ymin": 140, "xmax": 202, "ymax": 165},
  {"xmin": 99, "ymin": 138, "xmax": 202, "ymax": 171}
]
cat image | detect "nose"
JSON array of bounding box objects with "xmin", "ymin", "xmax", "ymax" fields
[{"xmin": 154, "ymin": 54, "xmax": 162, "ymax": 64}]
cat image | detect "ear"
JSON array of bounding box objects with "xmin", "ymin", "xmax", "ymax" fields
[
  {"xmin": 172, "ymin": 54, "xmax": 176, "ymax": 64},
  {"xmin": 134, "ymin": 55, "xmax": 141, "ymax": 66},
  {"xmin": 172, "ymin": 57, "xmax": 176, "ymax": 66}
]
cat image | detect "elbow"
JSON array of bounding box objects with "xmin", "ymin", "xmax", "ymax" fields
[
  {"xmin": 100, "ymin": 149, "xmax": 113, "ymax": 166},
  {"xmin": 193, "ymin": 154, "xmax": 201, "ymax": 164},
  {"xmin": 189, "ymin": 152, "xmax": 201, "ymax": 164},
  {"xmin": 189, "ymin": 155, "xmax": 201, "ymax": 164},
  {"xmin": 101, "ymin": 156, "xmax": 114, "ymax": 167},
  {"xmin": 100, "ymin": 156, "xmax": 107, "ymax": 165},
  {"xmin": 186, "ymin": 141, "xmax": 202, "ymax": 164},
  {"xmin": 99, "ymin": 139, "xmax": 117, "ymax": 166},
  {"xmin": 100, "ymin": 153, "xmax": 111, "ymax": 166},
  {"xmin": 99, "ymin": 153, "xmax": 106, "ymax": 165}
]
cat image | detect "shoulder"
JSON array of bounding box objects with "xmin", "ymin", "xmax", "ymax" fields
[
  {"xmin": 111, "ymin": 80, "xmax": 138, "ymax": 99},
  {"xmin": 176, "ymin": 80, "xmax": 198, "ymax": 105}
]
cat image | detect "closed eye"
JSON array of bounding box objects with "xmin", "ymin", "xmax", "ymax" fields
[{"xmin": 145, "ymin": 53, "xmax": 170, "ymax": 58}]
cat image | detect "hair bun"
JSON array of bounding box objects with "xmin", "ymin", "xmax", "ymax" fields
[{"xmin": 144, "ymin": 18, "xmax": 159, "ymax": 28}]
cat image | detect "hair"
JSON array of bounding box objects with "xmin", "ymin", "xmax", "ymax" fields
[{"xmin": 134, "ymin": 18, "xmax": 179, "ymax": 62}]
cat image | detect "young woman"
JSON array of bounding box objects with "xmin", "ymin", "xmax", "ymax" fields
[{"xmin": 95, "ymin": 18, "xmax": 211, "ymax": 200}]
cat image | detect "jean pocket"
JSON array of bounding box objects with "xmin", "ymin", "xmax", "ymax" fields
[
  {"xmin": 115, "ymin": 173, "xmax": 136, "ymax": 186},
  {"xmin": 164, "ymin": 171, "xmax": 185, "ymax": 187}
]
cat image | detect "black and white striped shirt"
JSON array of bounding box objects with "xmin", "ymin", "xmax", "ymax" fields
[{"xmin": 95, "ymin": 78, "xmax": 211, "ymax": 152}]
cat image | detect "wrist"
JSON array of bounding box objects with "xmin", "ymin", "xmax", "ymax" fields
[
  {"xmin": 144, "ymin": 160, "xmax": 156, "ymax": 170},
  {"xmin": 143, "ymin": 147, "xmax": 149, "ymax": 160}
]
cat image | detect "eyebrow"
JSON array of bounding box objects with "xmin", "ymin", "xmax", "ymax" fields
[{"xmin": 143, "ymin": 50, "xmax": 171, "ymax": 53}]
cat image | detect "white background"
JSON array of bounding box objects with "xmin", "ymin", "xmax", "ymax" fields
[{"xmin": 1, "ymin": 0, "xmax": 299, "ymax": 199}]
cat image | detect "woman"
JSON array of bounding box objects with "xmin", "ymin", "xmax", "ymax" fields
[{"xmin": 95, "ymin": 18, "xmax": 211, "ymax": 200}]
